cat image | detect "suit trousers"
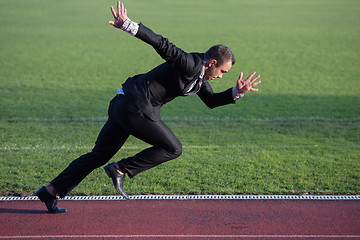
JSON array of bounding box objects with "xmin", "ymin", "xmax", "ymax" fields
[{"xmin": 51, "ymin": 94, "xmax": 182, "ymax": 198}]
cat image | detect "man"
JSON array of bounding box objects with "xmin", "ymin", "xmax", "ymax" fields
[{"xmin": 35, "ymin": 1, "xmax": 261, "ymax": 213}]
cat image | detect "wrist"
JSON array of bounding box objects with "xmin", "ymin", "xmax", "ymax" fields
[
  {"xmin": 121, "ymin": 18, "xmax": 139, "ymax": 36},
  {"xmin": 232, "ymin": 86, "xmax": 244, "ymax": 100}
]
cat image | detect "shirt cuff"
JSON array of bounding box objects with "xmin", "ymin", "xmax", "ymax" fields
[
  {"xmin": 117, "ymin": 88, "xmax": 125, "ymax": 95},
  {"xmin": 232, "ymin": 86, "xmax": 244, "ymax": 100},
  {"xmin": 121, "ymin": 18, "xmax": 139, "ymax": 36}
]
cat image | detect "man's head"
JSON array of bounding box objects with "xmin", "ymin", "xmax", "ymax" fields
[{"xmin": 204, "ymin": 45, "xmax": 235, "ymax": 80}]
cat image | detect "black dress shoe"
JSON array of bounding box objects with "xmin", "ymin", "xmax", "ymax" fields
[
  {"xmin": 104, "ymin": 163, "xmax": 130, "ymax": 200},
  {"xmin": 35, "ymin": 186, "xmax": 67, "ymax": 214}
]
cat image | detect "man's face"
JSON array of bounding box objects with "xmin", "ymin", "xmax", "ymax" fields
[{"xmin": 204, "ymin": 60, "xmax": 232, "ymax": 81}]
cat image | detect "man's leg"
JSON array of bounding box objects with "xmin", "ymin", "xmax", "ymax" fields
[
  {"xmin": 50, "ymin": 118, "xmax": 130, "ymax": 198},
  {"xmin": 110, "ymin": 109, "xmax": 182, "ymax": 178},
  {"xmin": 36, "ymin": 116, "xmax": 129, "ymax": 213},
  {"xmin": 103, "ymin": 110, "xmax": 182, "ymax": 199}
]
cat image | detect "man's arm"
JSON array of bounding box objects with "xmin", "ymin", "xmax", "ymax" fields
[
  {"xmin": 198, "ymin": 72, "xmax": 262, "ymax": 109},
  {"xmin": 197, "ymin": 81, "xmax": 235, "ymax": 109},
  {"xmin": 108, "ymin": 1, "xmax": 202, "ymax": 79}
]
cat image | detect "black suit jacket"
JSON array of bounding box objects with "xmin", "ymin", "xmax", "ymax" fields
[{"xmin": 122, "ymin": 23, "xmax": 235, "ymax": 121}]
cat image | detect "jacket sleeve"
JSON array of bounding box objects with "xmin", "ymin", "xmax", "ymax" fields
[
  {"xmin": 135, "ymin": 23, "xmax": 202, "ymax": 78},
  {"xmin": 197, "ymin": 80, "xmax": 236, "ymax": 109}
]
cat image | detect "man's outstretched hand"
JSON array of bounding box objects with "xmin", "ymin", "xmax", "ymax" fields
[
  {"xmin": 109, "ymin": 1, "xmax": 128, "ymax": 29},
  {"xmin": 236, "ymin": 72, "xmax": 261, "ymax": 94}
]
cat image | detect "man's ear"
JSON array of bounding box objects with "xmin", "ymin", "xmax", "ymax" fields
[
  {"xmin": 204, "ymin": 59, "xmax": 217, "ymax": 69},
  {"xmin": 208, "ymin": 59, "xmax": 217, "ymax": 67}
]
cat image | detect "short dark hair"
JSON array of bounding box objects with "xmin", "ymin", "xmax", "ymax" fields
[{"xmin": 204, "ymin": 45, "xmax": 235, "ymax": 66}]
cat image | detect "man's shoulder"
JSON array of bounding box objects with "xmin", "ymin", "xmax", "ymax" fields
[
  {"xmin": 190, "ymin": 52, "xmax": 204, "ymax": 60},
  {"xmin": 183, "ymin": 52, "xmax": 204, "ymax": 75}
]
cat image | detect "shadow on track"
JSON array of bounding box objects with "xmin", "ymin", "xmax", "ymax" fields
[{"xmin": 0, "ymin": 208, "xmax": 47, "ymax": 214}]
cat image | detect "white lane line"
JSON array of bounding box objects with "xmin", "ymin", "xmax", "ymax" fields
[
  {"xmin": 0, "ymin": 235, "xmax": 359, "ymax": 239},
  {"xmin": 1, "ymin": 195, "xmax": 359, "ymax": 201},
  {"xmin": 3, "ymin": 116, "xmax": 360, "ymax": 122},
  {"xmin": 1, "ymin": 144, "xmax": 356, "ymax": 151}
]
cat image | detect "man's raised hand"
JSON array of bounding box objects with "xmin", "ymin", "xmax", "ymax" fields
[
  {"xmin": 236, "ymin": 72, "xmax": 261, "ymax": 94},
  {"xmin": 109, "ymin": 1, "xmax": 128, "ymax": 29}
]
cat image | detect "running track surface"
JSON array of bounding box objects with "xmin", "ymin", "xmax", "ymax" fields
[{"xmin": 0, "ymin": 199, "xmax": 359, "ymax": 239}]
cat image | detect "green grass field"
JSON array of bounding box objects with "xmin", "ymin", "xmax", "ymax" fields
[{"xmin": 1, "ymin": 0, "xmax": 359, "ymax": 196}]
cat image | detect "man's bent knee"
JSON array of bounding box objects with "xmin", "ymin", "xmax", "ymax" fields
[{"xmin": 168, "ymin": 142, "xmax": 182, "ymax": 159}]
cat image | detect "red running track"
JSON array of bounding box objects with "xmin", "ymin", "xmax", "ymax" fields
[{"xmin": 0, "ymin": 199, "xmax": 359, "ymax": 239}]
